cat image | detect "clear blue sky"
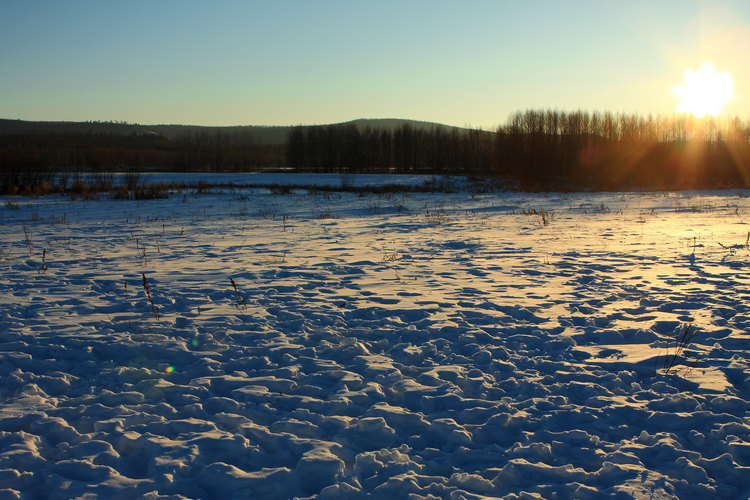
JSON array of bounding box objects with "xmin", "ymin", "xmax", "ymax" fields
[{"xmin": 2, "ymin": 0, "xmax": 749, "ymax": 128}]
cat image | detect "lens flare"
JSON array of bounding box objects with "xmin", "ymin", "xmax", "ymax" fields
[{"xmin": 165, "ymin": 366, "xmax": 175, "ymax": 373}]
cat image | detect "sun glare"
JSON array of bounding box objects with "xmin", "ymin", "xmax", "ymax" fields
[{"xmin": 672, "ymin": 62, "xmax": 734, "ymax": 118}]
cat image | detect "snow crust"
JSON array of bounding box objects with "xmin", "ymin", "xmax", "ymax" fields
[{"xmin": 1, "ymin": 175, "xmax": 749, "ymax": 498}]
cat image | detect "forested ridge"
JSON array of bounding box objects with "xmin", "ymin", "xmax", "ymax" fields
[{"xmin": 2, "ymin": 111, "xmax": 750, "ymax": 191}]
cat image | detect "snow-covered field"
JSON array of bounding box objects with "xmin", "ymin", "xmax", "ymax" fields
[{"xmin": 1, "ymin": 175, "xmax": 749, "ymax": 499}]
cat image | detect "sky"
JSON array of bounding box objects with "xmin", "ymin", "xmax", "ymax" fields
[{"xmin": 2, "ymin": 0, "xmax": 750, "ymax": 129}]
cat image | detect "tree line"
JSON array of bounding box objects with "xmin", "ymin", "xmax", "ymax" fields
[
  {"xmin": 2, "ymin": 111, "xmax": 750, "ymax": 190},
  {"xmin": 287, "ymin": 111, "xmax": 750, "ymax": 189},
  {"xmin": 287, "ymin": 124, "xmax": 492, "ymax": 176},
  {"xmin": 0, "ymin": 129, "xmax": 284, "ymax": 173}
]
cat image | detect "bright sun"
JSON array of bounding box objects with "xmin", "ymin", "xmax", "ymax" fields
[{"xmin": 672, "ymin": 62, "xmax": 734, "ymax": 118}]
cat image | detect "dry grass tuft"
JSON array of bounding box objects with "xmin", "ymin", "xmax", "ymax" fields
[{"xmin": 658, "ymin": 323, "xmax": 702, "ymax": 377}]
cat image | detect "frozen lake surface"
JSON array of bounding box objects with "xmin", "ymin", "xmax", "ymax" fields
[{"xmin": 1, "ymin": 178, "xmax": 749, "ymax": 498}]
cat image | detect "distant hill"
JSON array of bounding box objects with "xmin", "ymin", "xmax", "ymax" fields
[
  {"xmin": 0, "ymin": 118, "xmax": 477, "ymax": 145},
  {"xmin": 337, "ymin": 118, "xmax": 471, "ymax": 133}
]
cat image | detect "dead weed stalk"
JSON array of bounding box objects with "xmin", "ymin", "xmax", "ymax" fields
[
  {"xmin": 141, "ymin": 273, "xmax": 160, "ymax": 320},
  {"xmin": 229, "ymin": 278, "xmax": 247, "ymax": 310},
  {"xmin": 22, "ymin": 222, "xmax": 32, "ymax": 256}
]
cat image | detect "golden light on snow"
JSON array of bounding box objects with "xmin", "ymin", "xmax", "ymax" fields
[{"xmin": 672, "ymin": 62, "xmax": 734, "ymax": 118}]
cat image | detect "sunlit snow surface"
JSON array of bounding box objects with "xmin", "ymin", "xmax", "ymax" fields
[{"xmin": 1, "ymin": 175, "xmax": 749, "ymax": 499}]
